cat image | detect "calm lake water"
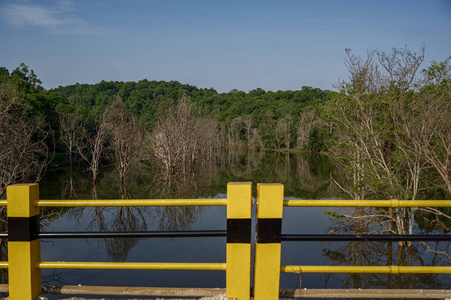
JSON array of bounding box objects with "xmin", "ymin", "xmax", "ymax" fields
[{"xmin": 7, "ymin": 151, "xmax": 451, "ymax": 299}]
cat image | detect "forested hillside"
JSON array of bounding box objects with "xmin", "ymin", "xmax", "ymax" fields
[{"xmin": 53, "ymin": 80, "xmax": 331, "ymax": 149}]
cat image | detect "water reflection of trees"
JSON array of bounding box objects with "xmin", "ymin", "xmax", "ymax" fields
[
  {"xmin": 39, "ymin": 164, "xmax": 94, "ymax": 200},
  {"xmin": 72, "ymin": 205, "xmax": 149, "ymax": 262},
  {"xmin": 323, "ymin": 240, "xmax": 451, "ymax": 290},
  {"xmin": 144, "ymin": 163, "xmax": 220, "ymax": 231},
  {"xmin": 323, "ymin": 207, "xmax": 451, "ymax": 290},
  {"xmin": 219, "ymin": 150, "xmax": 339, "ymax": 198},
  {"xmin": 40, "ymin": 151, "xmax": 343, "ymax": 262},
  {"xmin": 221, "ymin": 149, "xmax": 265, "ymax": 178},
  {"xmin": 69, "ymin": 159, "xmax": 217, "ymax": 262}
]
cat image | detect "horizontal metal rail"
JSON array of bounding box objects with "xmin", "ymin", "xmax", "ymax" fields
[
  {"xmin": 281, "ymin": 234, "xmax": 451, "ymax": 242},
  {"xmin": 36, "ymin": 198, "xmax": 228, "ymax": 207},
  {"xmin": 38, "ymin": 230, "xmax": 227, "ymax": 239},
  {"xmin": 39, "ymin": 261, "xmax": 227, "ymax": 271},
  {"xmin": 281, "ymin": 265, "xmax": 451, "ymax": 274},
  {"xmin": 0, "ymin": 200, "xmax": 6, "ymax": 206},
  {"xmin": 5, "ymin": 232, "xmax": 449, "ymax": 242},
  {"xmin": 283, "ymin": 199, "xmax": 451, "ymax": 207},
  {"xmin": 0, "ymin": 262, "xmax": 7, "ymax": 268}
]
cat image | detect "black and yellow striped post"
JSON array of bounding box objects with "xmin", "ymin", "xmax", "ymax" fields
[
  {"xmin": 254, "ymin": 183, "xmax": 284, "ymax": 299},
  {"xmin": 226, "ymin": 182, "xmax": 252, "ymax": 300},
  {"xmin": 7, "ymin": 183, "xmax": 42, "ymax": 300}
]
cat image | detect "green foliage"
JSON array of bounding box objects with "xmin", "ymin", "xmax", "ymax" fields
[
  {"xmin": 0, "ymin": 63, "xmax": 66, "ymax": 151},
  {"xmin": 1, "ymin": 62, "xmax": 333, "ymax": 159},
  {"xmin": 306, "ymin": 127, "xmax": 328, "ymax": 153},
  {"xmin": 53, "ymin": 80, "xmax": 331, "ymax": 149},
  {"xmin": 322, "ymin": 210, "xmax": 346, "ymax": 221}
]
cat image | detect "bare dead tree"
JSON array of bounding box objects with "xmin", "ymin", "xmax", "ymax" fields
[
  {"xmin": 58, "ymin": 110, "xmax": 83, "ymax": 168},
  {"xmin": 103, "ymin": 95, "xmax": 146, "ymax": 194},
  {"xmin": 297, "ymin": 106, "xmax": 318, "ymax": 148},
  {"xmin": 243, "ymin": 115, "xmax": 254, "ymax": 145},
  {"xmin": 150, "ymin": 93, "xmax": 219, "ymax": 173},
  {"xmin": 74, "ymin": 120, "xmax": 107, "ymax": 185},
  {"xmin": 0, "ymin": 83, "xmax": 51, "ymax": 199},
  {"xmin": 377, "ymin": 46, "xmax": 425, "ymax": 90},
  {"xmin": 275, "ymin": 115, "xmax": 292, "ymax": 149}
]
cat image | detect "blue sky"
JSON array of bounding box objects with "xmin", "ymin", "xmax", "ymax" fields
[{"xmin": 1, "ymin": 0, "xmax": 450, "ymax": 92}]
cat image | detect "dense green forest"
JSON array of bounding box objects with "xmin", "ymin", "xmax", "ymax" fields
[
  {"xmin": 52, "ymin": 80, "xmax": 331, "ymax": 150},
  {"xmin": 2, "ymin": 63, "xmax": 332, "ymax": 154}
]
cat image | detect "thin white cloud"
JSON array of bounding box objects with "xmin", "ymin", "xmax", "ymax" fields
[{"xmin": 0, "ymin": 0, "xmax": 109, "ymax": 34}]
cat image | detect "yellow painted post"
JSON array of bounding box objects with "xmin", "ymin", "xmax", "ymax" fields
[
  {"xmin": 254, "ymin": 183, "xmax": 284, "ymax": 300},
  {"xmin": 7, "ymin": 184, "xmax": 41, "ymax": 300},
  {"xmin": 226, "ymin": 182, "xmax": 252, "ymax": 300}
]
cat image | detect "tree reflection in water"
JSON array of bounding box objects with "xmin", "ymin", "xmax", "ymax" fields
[
  {"xmin": 69, "ymin": 159, "xmax": 218, "ymax": 262},
  {"xmin": 322, "ymin": 207, "xmax": 451, "ymax": 290},
  {"xmin": 53, "ymin": 151, "xmax": 338, "ymax": 263},
  {"xmin": 45, "ymin": 151, "xmax": 440, "ymax": 289}
]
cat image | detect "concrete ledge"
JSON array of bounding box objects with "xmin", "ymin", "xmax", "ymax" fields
[
  {"xmin": 2, "ymin": 284, "xmax": 451, "ymax": 299},
  {"xmin": 42, "ymin": 285, "xmax": 226, "ymax": 297},
  {"xmin": 280, "ymin": 288, "xmax": 451, "ymax": 298}
]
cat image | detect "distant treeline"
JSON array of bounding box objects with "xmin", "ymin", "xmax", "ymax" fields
[{"xmin": 52, "ymin": 80, "xmax": 331, "ymax": 150}]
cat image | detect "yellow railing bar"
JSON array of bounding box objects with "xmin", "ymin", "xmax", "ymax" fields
[
  {"xmin": 281, "ymin": 265, "xmax": 451, "ymax": 274},
  {"xmin": 283, "ymin": 199, "xmax": 451, "ymax": 208},
  {"xmin": 36, "ymin": 198, "xmax": 228, "ymax": 207},
  {"xmin": 39, "ymin": 262, "xmax": 227, "ymax": 271},
  {"xmin": 0, "ymin": 200, "xmax": 6, "ymax": 206},
  {"xmin": 0, "ymin": 262, "xmax": 8, "ymax": 268}
]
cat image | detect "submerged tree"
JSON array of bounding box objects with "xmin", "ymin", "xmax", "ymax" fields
[
  {"xmin": 103, "ymin": 95, "xmax": 146, "ymax": 194},
  {"xmin": 75, "ymin": 120, "xmax": 107, "ymax": 186},
  {"xmin": 150, "ymin": 93, "xmax": 219, "ymax": 173},
  {"xmin": 297, "ymin": 106, "xmax": 319, "ymax": 149}
]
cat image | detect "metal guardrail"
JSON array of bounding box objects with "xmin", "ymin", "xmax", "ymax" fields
[
  {"xmin": 36, "ymin": 198, "xmax": 228, "ymax": 207},
  {"xmin": 253, "ymin": 184, "xmax": 451, "ymax": 298},
  {"xmin": 3, "ymin": 182, "xmax": 253, "ymax": 300},
  {"xmin": 2, "ymin": 182, "xmax": 451, "ymax": 299}
]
